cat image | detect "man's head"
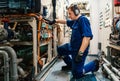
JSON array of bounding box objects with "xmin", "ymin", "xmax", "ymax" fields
[{"xmin": 67, "ymin": 4, "xmax": 80, "ymax": 20}]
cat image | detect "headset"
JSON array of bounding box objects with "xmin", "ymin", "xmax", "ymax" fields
[{"xmin": 72, "ymin": 4, "xmax": 80, "ymax": 16}]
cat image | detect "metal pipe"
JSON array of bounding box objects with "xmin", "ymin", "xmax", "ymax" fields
[
  {"xmin": 53, "ymin": 26, "xmax": 58, "ymax": 56},
  {"xmin": 17, "ymin": 66, "xmax": 26, "ymax": 78},
  {"xmin": 0, "ymin": 46, "xmax": 18, "ymax": 81},
  {"xmin": 28, "ymin": 18, "xmax": 38, "ymax": 75},
  {"xmin": 28, "ymin": 14, "xmax": 42, "ymax": 75},
  {"xmin": 103, "ymin": 57, "xmax": 120, "ymax": 77},
  {"xmin": 111, "ymin": 66, "xmax": 120, "ymax": 77},
  {"xmin": 0, "ymin": 50, "xmax": 9, "ymax": 81},
  {"xmin": 103, "ymin": 64, "xmax": 119, "ymax": 81},
  {"xmin": 103, "ymin": 57, "xmax": 111, "ymax": 65}
]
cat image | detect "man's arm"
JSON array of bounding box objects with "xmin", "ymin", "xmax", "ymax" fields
[
  {"xmin": 55, "ymin": 19, "xmax": 66, "ymax": 24},
  {"xmin": 75, "ymin": 36, "xmax": 91, "ymax": 63},
  {"xmin": 79, "ymin": 37, "xmax": 91, "ymax": 53}
]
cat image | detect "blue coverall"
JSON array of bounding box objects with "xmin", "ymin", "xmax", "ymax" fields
[{"xmin": 57, "ymin": 15, "xmax": 97, "ymax": 79}]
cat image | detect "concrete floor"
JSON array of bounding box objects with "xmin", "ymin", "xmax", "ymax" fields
[{"xmin": 40, "ymin": 55, "xmax": 111, "ymax": 81}]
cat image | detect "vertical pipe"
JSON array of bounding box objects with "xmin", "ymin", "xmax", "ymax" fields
[
  {"xmin": 112, "ymin": 0, "xmax": 114, "ymax": 19},
  {"xmin": 0, "ymin": 46, "xmax": 18, "ymax": 81},
  {"xmin": 47, "ymin": 39, "xmax": 52, "ymax": 62},
  {"xmin": 106, "ymin": 46, "xmax": 112, "ymax": 63},
  {"xmin": 53, "ymin": 26, "xmax": 57, "ymax": 56},
  {"xmin": 28, "ymin": 14, "xmax": 44, "ymax": 75},
  {"xmin": 37, "ymin": 19, "xmax": 43, "ymax": 67},
  {"xmin": 29, "ymin": 18, "xmax": 38, "ymax": 75},
  {"xmin": 0, "ymin": 51, "xmax": 9, "ymax": 81},
  {"xmin": 52, "ymin": 0, "xmax": 56, "ymax": 19}
]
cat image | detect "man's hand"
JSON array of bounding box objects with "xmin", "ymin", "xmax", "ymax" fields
[
  {"xmin": 75, "ymin": 51, "xmax": 83, "ymax": 63},
  {"xmin": 48, "ymin": 19, "xmax": 56, "ymax": 25},
  {"xmin": 44, "ymin": 19, "xmax": 56, "ymax": 25}
]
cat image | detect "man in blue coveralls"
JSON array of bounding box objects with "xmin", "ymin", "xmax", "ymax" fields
[{"xmin": 47, "ymin": 4, "xmax": 99, "ymax": 80}]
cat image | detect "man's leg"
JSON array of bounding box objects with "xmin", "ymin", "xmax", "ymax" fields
[
  {"xmin": 57, "ymin": 43, "xmax": 72, "ymax": 70},
  {"xmin": 71, "ymin": 58, "xmax": 99, "ymax": 79},
  {"xmin": 71, "ymin": 51, "xmax": 99, "ymax": 79},
  {"xmin": 84, "ymin": 59, "xmax": 99, "ymax": 73},
  {"xmin": 71, "ymin": 52, "xmax": 87, "ymax": 79}
]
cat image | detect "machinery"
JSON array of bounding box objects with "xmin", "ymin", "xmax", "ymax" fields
[
  {"xmin": 109, "ymin": 17, "xmax": 120, "ymax": 68},
  {"xmin": 0, "ymin": 0, "xmax": 41, "ymax": 14},
  {"xmin": 0, "ymin": 0, "xmax": 59, "ymax": 81},
  {"xmin": 0, "ymin": 17, "xmax": 59, "ymax": 81}
]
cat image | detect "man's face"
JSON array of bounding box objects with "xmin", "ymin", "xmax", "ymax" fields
[{"xmin": 68, "ymin": 8, "xmax": 76, "ymax": 20}]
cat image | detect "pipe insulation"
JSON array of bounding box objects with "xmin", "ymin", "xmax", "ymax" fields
[
  {"xmin": 0, "ymin": 46, "xmax": 18, "ymax": 81},
  {"xmin": 0, "ymin": 51, "xmax": 9, "ymax": 81}
]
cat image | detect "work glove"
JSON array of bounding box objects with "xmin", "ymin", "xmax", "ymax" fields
[
  {"xmin": 48, "ymin": 19, "xmax": 56, "ymax": 25},
  {"xmin": 44, "ymin": 18, "xmax": 56, "ymax": 25},
  {"xmin": 75, "ymin": 51, "xmax": 83, "ymax": 63}
]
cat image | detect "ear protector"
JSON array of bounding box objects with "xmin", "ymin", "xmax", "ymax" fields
[{"xmin": 73, "ymin": 5, "xmax": 80, "ymax": 16}]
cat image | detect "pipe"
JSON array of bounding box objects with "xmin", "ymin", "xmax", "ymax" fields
[
  {"xmin": 111, "ymin": 66, "xmax": 120, "ymax": 77},
  {"xmin": 17, "ymin": 66, "xmax": 27, "ymax": 78},
  {"xmin": 103, "ymin": 57, "xmax": 120, "ymax": 77},
  {"xmin": 0, "ymin": 50, "xmax": 9, "ymax": 81},
  {"xmin": 28, "ymin": 18, "xmax": 38, "ymax": 75},
  {"xmin": 103, "ymin": 57, "xmax": 111, "ymax": 65},
  {"xmin": 0, "ymin": 46, "xmax": 18, "ymax": 81},
  {"xmin": 52, "ymin": 0, "xmax": 56, "ymax": 19},
  {"xmin": 103, "ymin": 64, "xmax": 119, "ymax": 81},
  {"xmin": 28, "ymin": 14, "xmax": 43, "ymax": 75}
]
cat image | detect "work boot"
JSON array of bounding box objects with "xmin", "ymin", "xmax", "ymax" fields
[
  {"xmin": 61, "ymin": 65, "xmax": 72, "ymax": 71},
  {"xmin": 93, "ymin": 59, "xmax": 99, "ymax": 72}
]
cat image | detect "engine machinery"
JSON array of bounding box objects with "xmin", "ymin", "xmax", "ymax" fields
[
  {"xmin": 109, "ymin": 17, "xmax": 120, "ymax": 71},
  {"xmin": 0, "ymin": 0, "xmax": 41, "ymax": 14},
  {"xmin": 0, "ymin": 0, "xmax": 53, "ymax": 81}
]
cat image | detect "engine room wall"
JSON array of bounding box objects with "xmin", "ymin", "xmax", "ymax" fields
[
  {"xmin": 97, "ymin": 0, "xmax": 113, "ymax": 55},
  {"xmin": 89, "ymin": 0, "xmax": 99, "ymax": 54},
  {"xmin": 89, "ymin": 0, "xmax": 113, "ymax": 55}
]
